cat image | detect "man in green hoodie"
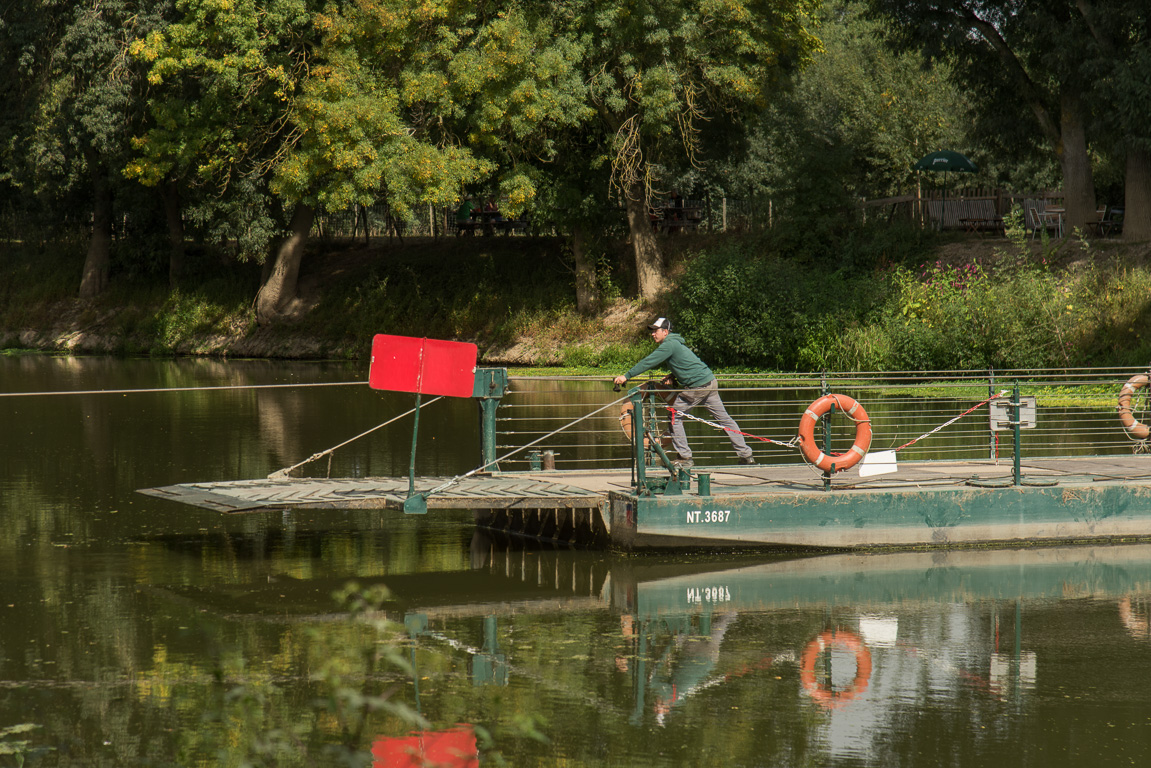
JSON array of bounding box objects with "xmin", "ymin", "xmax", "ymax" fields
[{"xmin": 613, "ymin": 317, "xmax": 754, "ymax": 468}]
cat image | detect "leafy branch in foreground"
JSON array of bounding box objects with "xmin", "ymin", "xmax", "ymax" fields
[{"xmin": 0, "ymin": 723, "xmax": 48, "ymax": 765}]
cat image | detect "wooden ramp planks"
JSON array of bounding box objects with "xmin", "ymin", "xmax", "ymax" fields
[
  {"xmin": 138, "ymin": 475, "xmax": 606, "ymax": 514},
  {"xmin": 138, "ymin": 456, "xmax": 1151, "ymax": 515}
]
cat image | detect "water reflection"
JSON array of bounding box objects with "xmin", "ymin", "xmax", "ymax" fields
[{"xmin": 138, "ymin": 535, "xmax": 1151, "ymax": 766}]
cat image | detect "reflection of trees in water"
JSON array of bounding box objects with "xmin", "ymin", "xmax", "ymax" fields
[
  {"xmin": 500, "ymin": 379, "xmax": 631, "ymax": 467},
  {"xmin": 256, "ymin": 389, "xmax": 308, "ymax": 471}
]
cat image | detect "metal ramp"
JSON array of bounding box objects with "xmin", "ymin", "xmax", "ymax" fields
[{"xmin": 138, "ymin": 475, "xmax": 606, "ymax": 514}]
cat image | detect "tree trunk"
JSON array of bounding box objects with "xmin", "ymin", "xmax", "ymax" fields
[
  {"xmin": 78, "ymin": 148, "xmax": 112, "ymax": 298},
  {"xmin": 571, "ymin": 225, "xmax": 600, "ymax": 314},
  {"xmin": 624, "ymin": 181, "xmax": 664, "ymax": 301},
  {"xmin": 1122, "ymin": 146, "xmax": 1151, "ymax": 242},
  {"xmin": 255, "ymin": 202, "xmax": 314, "ymax": 325},
  {"xmin": 162, "ymin": 179, "xmax": 185, "ymax": 288},
  {"xmin": 1056, "ymin": 91, "xmax": 1097, "ymax": 235}
]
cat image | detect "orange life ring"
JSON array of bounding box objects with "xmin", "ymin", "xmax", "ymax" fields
[
  {"xmin": 797, "ymin": 394, "xmax": 872, "ymax": 472},
  {"xmin": 618, "ymin": 379, "xmax": 677, "ymax": 444},
  {"xmin": 1118, "ymin": 374, "xmax": 1150, "ymax": 439},
  {"xmin": 800, "ymin": 629, "xmax": 873, "ymax": 708},
  {"xmin": 618, "ymin": 401, "xmax": 648, "ymax": 445}
]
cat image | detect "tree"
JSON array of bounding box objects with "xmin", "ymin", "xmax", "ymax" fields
[
  {"xmin": 552, "ymin": 0, "xmax": 822, "ymax": 301},
  {"xmin": 724, "ymin": 0, "xmax": 968, "ymax": 215},
  {"xmin": 135, "ymin": 0, "xmax": 589, "ymax": 322},
  {"xmin": 1076, "ymin": 0, "xmax": 1151, "ymax": 241},
  {"xmin": 132, "ymin": 0, "xmax": 322, "ymax": 320},
  {"xmin": 3, "ymin": 0, "xmax": 162, "ymax": 297},
  {"xmin": 868, "ymin": 0, "xmax": 1101, "ymax": 233}
]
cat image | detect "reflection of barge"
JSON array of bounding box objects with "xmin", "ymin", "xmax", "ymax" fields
[
  {"xmin": 158, "ymin": 537, "xmax": 1151, "ymax": 621},
  {"xmin": 152, "ymin": 536, "xmax": 1151, "ymax": 727},
  {"xmin": 140, "ymin": 367, "xmax": 1151, "ymax": 551}
]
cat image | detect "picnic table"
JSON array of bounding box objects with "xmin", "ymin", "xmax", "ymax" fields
[
  {"xmin": 650, "ymin": 205, "xmax": 704, "ymax": 233},
  {"xmin": 1041, "ymin": 207, "xmax": 1065, "ymax": 237},
  {"xmin": 456, "ymin": 209, "xmax": 530, "ymax": 236},
  {"xmin": 1086, "ymin": 206, "xmax": 1124, "ymax": 238}
]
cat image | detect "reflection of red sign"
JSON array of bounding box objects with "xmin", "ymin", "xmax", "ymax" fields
[
  {"xmin": 372, "ymin": 726, "xmax": 478, "ymax": 767},
  {"xmin": 369, "ymin": 334, "xmax": 478, "ymax": 398}
]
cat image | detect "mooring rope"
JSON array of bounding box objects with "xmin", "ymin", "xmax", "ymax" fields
[
  {"xmin": 0, "ymin": 381, "xmax": 365, "ymax": 398},
  {"xmin": 267, "ymin": 396, "xmax": 445, "ymax": 479}
]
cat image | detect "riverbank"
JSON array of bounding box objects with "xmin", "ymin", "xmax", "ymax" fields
[
  {"xmin": 0, "ymin": 234, "xmax": 671, "ymax": 364},
  {"xmin": 2, "ymin": 228, "xmax": 1149, "ymax": 369}
]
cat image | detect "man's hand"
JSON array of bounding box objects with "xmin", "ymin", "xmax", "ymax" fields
[{"xmin": 613, "ymin": 375, "xmax": 627, "ymax": 387}]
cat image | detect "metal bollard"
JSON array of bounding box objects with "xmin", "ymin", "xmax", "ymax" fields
[{"xmin": 697, "ymin": 472, "xmax": 711, "ymax": 496}]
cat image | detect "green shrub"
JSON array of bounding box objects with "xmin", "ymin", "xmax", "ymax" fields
[
  {"xmin": 670, "ymin": 242, "xmax": 885, "ymax": 369},
  {"xmin": 814, "ymin": 254, "xmax": 1151, "ymax": 372}
]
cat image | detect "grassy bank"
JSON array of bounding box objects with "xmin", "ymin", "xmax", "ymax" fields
[
  {"xmin": 0, "ymin": 235, "xmax": 653, "ymax": 362},
  {"xmin": 2, "ymin": 220, "xmax": 1150, "ymax": 370}
]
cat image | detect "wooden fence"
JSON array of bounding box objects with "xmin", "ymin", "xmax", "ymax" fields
[
  {"xmin": 2, "ymin": 189, "xmax": 1072, "ymax": 248},
  {"xmin": 861, "ymin": 189, "xmax": 1066, "ymax": 232}
]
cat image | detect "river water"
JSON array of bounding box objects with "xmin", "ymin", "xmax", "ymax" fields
[{"xmin": 2, "ymin": 356, "xmax": 1150, "ymax": 766}]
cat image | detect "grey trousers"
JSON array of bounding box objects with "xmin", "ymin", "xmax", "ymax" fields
[{"xmin": 668, "ymin": 379, "xmax": 752, "ymax": 460}]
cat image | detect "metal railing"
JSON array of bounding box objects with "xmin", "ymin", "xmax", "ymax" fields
[{"xmin": 493, "ymin": 368, "xmax": 1150, "ymax": 472}]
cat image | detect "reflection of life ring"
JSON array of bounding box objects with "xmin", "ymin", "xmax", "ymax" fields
[
  {"xmin": 1118, "ymin": 375, "xmax": 1150, "ymax": 439},
  {"xmin": 1119, "ymin": 596, "xmax": 1151, "ymax": 639},
  {"xmin": 797, "ymin": 394, "xmax": 873, "ymax": 472},
  {"xmin": 800, "ymin": 629, "xmax": 873, "ymax": 708}
]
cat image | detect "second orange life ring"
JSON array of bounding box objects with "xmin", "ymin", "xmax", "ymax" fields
[
  {"xmin": 800, "ymin": 629, "xmax": 873, "ymax": 708},
  {"xmin": 1118, "ymin": 374, "xmax": 1150, "ymax": 440},
  {"xmin": 797, "ymin": 394, "xmax": 872, "ymax": 472}
]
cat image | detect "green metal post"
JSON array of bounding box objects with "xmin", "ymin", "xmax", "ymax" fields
[
  {"xmin": 408, "ymin": 392, "xmax": 421, "ymax": 494},
  {"xmin": 403, "ymin": 392, "xmax": 428, "ymax": 514},
  {"xmin": 1012, "ymin": 382, "xmax": 1021, "ymax": 487},
  {"xmin": 473, "ymin": 368, "xmax": 508, "ymax": 472},
  {"xmin": 479, "ymin": 398, "xmax": 500, "ymax": 468}
]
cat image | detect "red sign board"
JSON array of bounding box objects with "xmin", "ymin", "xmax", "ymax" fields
[
  {"xmin": 369, "ymin": 334, "xmax": 478, "ymax": 398},
  {"xmin": 372, "ymin": 726, "xmax": 478, "ymax": 768}
]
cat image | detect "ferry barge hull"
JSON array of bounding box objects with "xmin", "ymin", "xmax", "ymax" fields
[
  {"xmin": 140, "ymin": 460, "xmax": 1151, "ymax": 551},
  {"xmin": 606, "ymin": 480, "xmax": 1151, "ymax": 550}
]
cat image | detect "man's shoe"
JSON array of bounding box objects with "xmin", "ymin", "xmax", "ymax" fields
[
  {"xmin": 674, "ymin": 458, "xmax": 694, "ymax": 470},
  {"xmin": 738, "ymin": 456, "xmax": 756, "ymax": 466}
]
